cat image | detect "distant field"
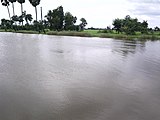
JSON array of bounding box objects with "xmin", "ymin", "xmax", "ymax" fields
[{"xmin": 84, "ymin": 30, "xmax": 99, "ymax": 35}]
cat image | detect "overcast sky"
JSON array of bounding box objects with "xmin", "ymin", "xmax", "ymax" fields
[{"xmin": 0, "ymin": 0, "xmax": 159, "ymax": 28}]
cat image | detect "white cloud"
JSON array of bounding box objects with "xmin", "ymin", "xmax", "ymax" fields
[{"xmin": 128, "ymin": 0, "xmax": 160, "ymax": 27}]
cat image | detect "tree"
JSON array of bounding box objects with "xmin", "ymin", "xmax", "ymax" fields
[
  {"xmin": 122, "ymin": 15, "xmax": 139, "ymax": 35},
  {"xmin": 57, "ymin": 6, "xmax": 64, "ymax": 30},
  {"xmin": 79, "ymin": 18, "xmax": 87, "ymax": 31},
  {"xmin": 154, "ymin": 26, "xmax": 160, "ymax": 31},
  {"xmin": 1, "ymin": 18, "xmax": 8, "ymax": 30},
  {"xmin": 33, "ymin": 20, "xmax": 43, "ymax": 32},
  {"xmin": 1, "ymin": 18, "xmax": 13, "ymax": 30},
  {"xmin": 17, "ymin": 0, "xmax": 25, "ymax": 15},
  {"xmin": 1, "ymin": 0, "xmax": 11, "ymax": 20},
  {"xmin": 11, "ymin": 15, "xmax": 19, "ymax": 30},
  {"xmin": 9, "ymin": 0, "xmax": 16, "ymax": 15},
  {"xmin": 140, "ymin": 20, "xmax": 148, "ymax": 34},
  {"xmin": 25, "ymin": 14, "xmax": 33, "ymax": 25},
  {"xmin": 20, "ymin": 11, "xmax": 33, "ymax": 25},
  {"xmin": 18, "ymin": 15, "xmax": 24, "ymax": 25},
  {"xmin": 113, "ymin": 18, "xmax": 123, "ymax": 33},
  {"xmin": 17, "ymin": 0, "xmax": 25, "ymax": 25},
  {"xmin": 11, "ymin": 15, "xmax": 19, "ymax": 24},
  {"xmin": 64, "ymin": 12, "xmax": 77, "ymax": 30},
  {"xmin": 113, "ymin": 15, "xmax": 149, "ymax": 35},
  {"xmin": 43, "ymin": 19, "xmax": 49, "ymax": 29},
  {"xmin": 29, "ymin": 0, "xmax": 41, "ymax": 21},
  {"xmin": 45, "ymin": 6, "xmax": 64, "ymax": 30},
  {"xmin": 45, "ymin": 10, "xmax": 52, "ymax": 28}
]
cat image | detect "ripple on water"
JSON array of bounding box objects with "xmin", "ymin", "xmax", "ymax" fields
[{"xmin": 0, "ymin": 33, "xmax": 160, "ymax": 120}]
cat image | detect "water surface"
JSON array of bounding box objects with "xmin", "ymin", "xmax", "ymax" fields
[{"xmin": 0, "ymin": 32, "xmax": 160, "ymax": 120}]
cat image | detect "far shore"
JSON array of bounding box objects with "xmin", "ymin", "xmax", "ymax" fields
[{"xmin": 0, "ymin": 29, "xmax": 160, "ymax": 41}]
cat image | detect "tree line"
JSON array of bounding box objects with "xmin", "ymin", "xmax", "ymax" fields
[
  {"xmin": 108, "ymin": 15, "xmax": 160, "ymax": 35},
  {"xmin": 112, "ymin": 15, "xmax": 148, "ymax": 35},
  {"xmin": 44, "ymin": 6, "xmax": 87, "ymax": 31},
  {"xmin": 89, "ymin": 15, "xmax": 160, "ymax": 35},
  {"xmin": 0, "ymin": 0, "xmax": 87, "ymax": 32},
  {"xmin": 1, "ymin": 1, "xmax": 160, "ymax": 35}
]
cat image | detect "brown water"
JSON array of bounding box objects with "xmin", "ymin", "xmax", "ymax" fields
[{"xmin": 0, "ymin": 32, "xmax": 160, "ymax": 120}]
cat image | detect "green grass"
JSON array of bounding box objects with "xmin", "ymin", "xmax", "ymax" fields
[
  {"xmin": 83, "ymin": 30, "xmax": 160, "ymax": 40},
  {"xmin": 14, "ymin": 30, "xmax": 39, "ymax": 34},
  {"xmin": 0, "ymin": 29, "xmax": 13, "ymax": 32},
  {"xmin": 83, "ymin": 30, "xmax": 100, "ymax": 35},
  {"xmin": 0, "ymin": 29, "xmax": 160, "ymax": 40},
  {"xmin": 47, "ymin": 31, "xmax": 92, "ymax": 37}
]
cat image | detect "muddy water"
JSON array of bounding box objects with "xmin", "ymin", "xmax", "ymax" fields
[{"xmin": 0, "ymin": 32, "xmax": 160, "ymax": 120}]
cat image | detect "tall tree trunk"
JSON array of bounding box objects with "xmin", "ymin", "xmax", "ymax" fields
[
  {"xmin": 21, "ymin": 3, "xmax": 23, "ymax": 15},
  {"xmin": 25, "ymin": 19, "xmax": 28, "ymax": 25},
  {"xmin": 35, "ymin": 6, "xmax": 37, "ymax": 21},
  {"xmin": 12, "ymin": 3, "xmax": 17, "ymax": 26},
  {"xmin": 7, "ymin": 5, "xmax": 11, "ymax": 20},
  {"xmin": 12, "ymin": 3, "xmax": 15, "ymax": 16},
  {"xmin": 40, "ymin": 7, "xmax": 43, "ymax": 21},
  {"xmin": 21, "ymin": 3, "xmax": 23, "ymax": 25}
]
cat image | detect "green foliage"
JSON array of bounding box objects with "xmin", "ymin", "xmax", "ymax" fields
[
  {"xmin": 11, "ymin": 15, "xmax": 19, "ymax": 22},
  {"xmin": 79, "ymin": 18, "xmax": 87, "ymax": 31},
  {"xmin": 23, "ymin": 11, "xmax": 33, "ymax": 25},
  {"xmin": 11, "ymin": 11, "xmax": 32, "ymax": 26},
  {"xmin": 29, "ymin": 0, "xmax": 40, "ymax": 7},
  {"xmin": 17, "ymin": 0, "xmax": 25, "ymax": 4},
  {"xmin": 1, "ymin": 18, "xmax": 13, "ymax": 30},
  {"xmin": 18, "ymin": 15, "xmax": 24, "ymax": 24},
  {"xmin": 8, "ymin": 0, "xmax": 16, "ymax": 3},
  {"xmin": 32, "ymin": 21, "xmax": 45, "ymax": 33},
  {"xmin": 0, "ymin": 4, "xmax": 88, "ymax": 32},
  {"xmin": 45, "ymin": 6, "xmax": 83, "ymax": 31},
  {"xmin": 64, "ymin": 12, "xmax": 77, "ymax": 30},
  {"xmin": 113, "ymin": 15, "xmax": 148, "ymax": 35},
  {"xmin": 154, "ymin": 26, "xmax": 160, "ymax": 32},
  {"xmin": 113, "ymin": 18, "xmax": 123, "ymax": 33},
  {"xmin": 139, "ymin": 20, "xmax": 148, "ymax": 34},
  {"xmin": 45, "ymin": 6, "xmax": 64, "ymax": 30}
]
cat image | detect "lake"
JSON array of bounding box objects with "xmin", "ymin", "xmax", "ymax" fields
[{"xmin": 0, "ymin": 32, "xmax": 160, "ymax": 120}]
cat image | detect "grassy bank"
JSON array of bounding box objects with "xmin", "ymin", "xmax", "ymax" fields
[
  {"xmin": 47, "ymin": 30, "xmax": 160, "ymax": 40},
  {"xmin": 14, "ymin": 30, "xmax": 40, "ymax": 34},
  {"xmin": 47, "ymin": 31, "xmax": 92, "ymax": 37},
  {"xmin": 83, "ymin": 30, "xmax": 160, "ymax": 40},
  {"xmin": 0, "ymin": 29, "xmax": 160, "ymax": 40}
]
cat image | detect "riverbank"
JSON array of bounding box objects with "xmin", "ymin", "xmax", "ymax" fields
[
  {"xmin": 0, "ymin": 29, "xmax": 160, "ymax": 40},
  {"xmin": 47, "ymin": 30, "xmax": 160, "ymax": 40}
]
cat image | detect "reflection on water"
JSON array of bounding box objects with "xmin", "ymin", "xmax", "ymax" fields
[
  {"xmin": 112, "ymin": 40, "xmax": 146, "ymax": 57},
  {"xmin": 0, "ymin": 32, "xmax": 160, "ymax": 120}
]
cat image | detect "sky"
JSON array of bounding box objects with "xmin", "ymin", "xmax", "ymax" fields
[{"xmin": 0, "ymin": 0, "xmax": 159, "ymax": 28}]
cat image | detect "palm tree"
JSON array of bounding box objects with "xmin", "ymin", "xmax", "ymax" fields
[
  {"xmin": 23, "ymin": 11, "xmax": 33, "ymax": 25},
  {"xmin": 28, "ymin": 0, "xmax": 41, "ymax": 21},
  {"xmin": 17, "ymin": 0, "xmax": 25, "ymax": 14},
  {"xmin": 9, "ymin": 0, "xmax": 16, "ymax": 16},
  {"xmin": 26, "ymin": 14, "xmax": 33, "ymax": 24},
  {"xmin": 17, "ymin": 0, "xmax": 25, "ymax": 25},
  {"xmin": 1, "ymin": 0, "xmax": 11, "ymax": 20},
  {"xmin": 11, "ymin": 15, "xmax": 19, "ymax": 23}
]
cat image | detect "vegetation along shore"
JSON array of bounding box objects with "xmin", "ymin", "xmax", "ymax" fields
[
  {"xmin": 0, "ymin": 0, "xmax": 160, "ymax": 40},
  {"xmin": 1, "ymin": 29, "xmax": 160, "ymax": 41}
]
